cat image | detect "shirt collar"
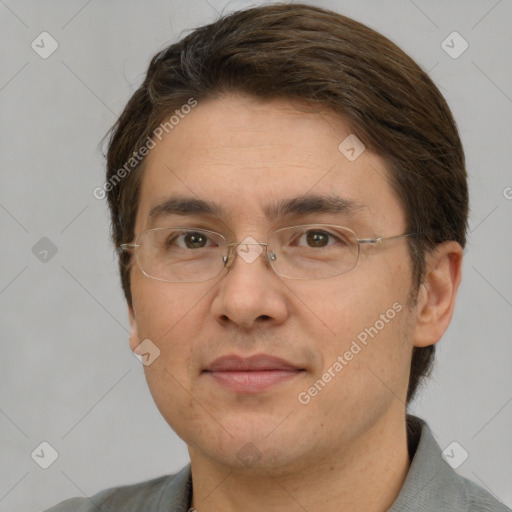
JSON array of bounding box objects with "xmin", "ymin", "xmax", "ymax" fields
[{"xmin": 389, "ymin": 414, "xmax": 468, "ymax": 511}]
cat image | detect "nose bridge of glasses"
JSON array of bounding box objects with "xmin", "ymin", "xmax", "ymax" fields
[
  {"xmin": 225, "ymin": 241, "xmax": 269, "ymax": 247},
  {"xmin": 222, "ymin": 240, "xmax": 272, "ymax": 269}
]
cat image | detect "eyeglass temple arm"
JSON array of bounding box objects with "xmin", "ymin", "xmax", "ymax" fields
[
  {"xmin": 117, "ymin": 243, "xmax": 138, "ymax": 254},
  {"xmin": 357, "ymin": 233, "xmax": 417, "ymax": 245}
]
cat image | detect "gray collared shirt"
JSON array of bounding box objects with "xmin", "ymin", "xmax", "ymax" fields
[{"xmin": 44, "ymin": 416, "xmax": 509, "ymax": 511}]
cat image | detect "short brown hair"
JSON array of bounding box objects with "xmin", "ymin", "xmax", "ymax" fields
[{"xmin": 104, "ymin": 3, "xmax": 468, "ymax": 403}]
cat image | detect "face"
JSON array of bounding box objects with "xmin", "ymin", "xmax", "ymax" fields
[{"xmin": 128, "ymin": 94, "xmax": 417, "ymax": 473}]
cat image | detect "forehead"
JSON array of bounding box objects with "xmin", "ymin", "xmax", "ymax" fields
[{"xmin": 135, "ymin": 94, "xmax": 405, "ymax": 234}]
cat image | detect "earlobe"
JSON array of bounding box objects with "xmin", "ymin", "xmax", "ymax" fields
[
  {"xmin": 128, "ymin": 305, "xmax": 140, "ymax": 352},
  {"xmin": 413, "ymin": 241, "xmax": 463, "ymax": 348}
]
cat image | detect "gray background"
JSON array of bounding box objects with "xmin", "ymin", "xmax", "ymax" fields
[{"xmin": 0, "ymin": 0, "xmax": 511, "ymax": 510}]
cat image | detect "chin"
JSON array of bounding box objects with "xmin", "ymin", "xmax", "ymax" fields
[{"xmin": 180, "ymin": 413, "xmax": 317, "ymax": 473}]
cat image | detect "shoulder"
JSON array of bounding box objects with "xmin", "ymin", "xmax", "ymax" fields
[
  {"xmin": 391, "ymin": 416, "xmax": 509, "ymax": 512},
  {"xmin": 463, "ymin": 477, "xmax": 511, "ymax": 512},
  {"xmin": 43, "ymin": 465, "xmax": 192, "ymax": 512},
  {"xmin": 437, "ymin": 468, "xmax": 510, "ymax": 512},
  {"xmin": 440, "ymin": 450, "xmax": 509, "ymax": 512}
]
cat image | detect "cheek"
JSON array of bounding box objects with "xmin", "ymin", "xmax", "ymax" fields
[
  {"xmin": 130, "ymin": 273, "xmax": 209, "ymax": 392},
  {"xmin": 294, "ymin": 275, "xmax": 413, "ymax": 436},
  {"xmin": 131, "ymin": 275, "xmax": 210, "ymax": 439},
  {"xmin": 131, "ymin": 271, "xmax": 206, "ymax": 343},
  {"xmin": 296, "ymin": 258, "xmax": 408, "ymax": 341},
  {"xmin": 295, "ymin": 250, "xmax": 414, "ymax": 388}
]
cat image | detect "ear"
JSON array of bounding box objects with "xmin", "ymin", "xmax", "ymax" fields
[
  {"xmin": 413, "ymin": 241, "xmax": 463, "ymax": 348},
  {"xmin": 128, "ymin": 304, "xmax": 141, "ymax": 352}
]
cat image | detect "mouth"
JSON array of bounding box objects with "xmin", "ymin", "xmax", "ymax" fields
[{"xmin": 203, "ymin": 354, "xmax": 305, "ymax": 394}]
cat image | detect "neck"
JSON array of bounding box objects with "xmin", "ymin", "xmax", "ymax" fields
[{"xmin": 188, "ymin": 411, "xmax": 411, "ymax": 512}]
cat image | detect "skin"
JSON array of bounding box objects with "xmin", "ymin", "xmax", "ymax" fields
[{"xmin": 128, "ymin": 94, "xmax": 463, "ymax": 512}]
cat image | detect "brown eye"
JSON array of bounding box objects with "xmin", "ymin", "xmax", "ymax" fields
[
  {"xmin": 165, "ymin": 230, "xmax": 215, "ymax": 250},
  {"xmin": 183, "ymin": 232, "xmax": 208, "ymax": 249},
  {"xmin": 305, "ymin": 230, "xmax": 330, "ymax": 248}
]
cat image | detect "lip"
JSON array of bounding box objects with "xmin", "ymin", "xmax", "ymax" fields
[{"xmin": 204, "ymin": 354, "xmax": 304, "ymax": 393}]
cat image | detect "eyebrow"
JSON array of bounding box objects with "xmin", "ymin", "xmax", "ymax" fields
[
  {"xmin": 149, "ymin": 195, "xmax": 367, "ymax": 226},
  {"xmin": 264, "ymin": 194, "xmax": 367, "ymax": 219},
  {"xmin": 148, "ymin": 194, "xmax": 367, "ymax": 225}
]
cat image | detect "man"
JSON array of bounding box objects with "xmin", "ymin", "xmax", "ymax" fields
[{"xmin": 46, "ymin": 3, "xmax": 508, "ymax": 511}]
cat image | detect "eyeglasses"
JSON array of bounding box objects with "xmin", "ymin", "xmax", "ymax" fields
[{"xmin": 118, "ymin": 224, "xmax": 417, "ymax": 283}]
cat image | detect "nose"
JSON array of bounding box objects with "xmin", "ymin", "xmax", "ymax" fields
[{"xmin": 211, "ymin": 239, "xmax": 289, "ymax": 329}]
